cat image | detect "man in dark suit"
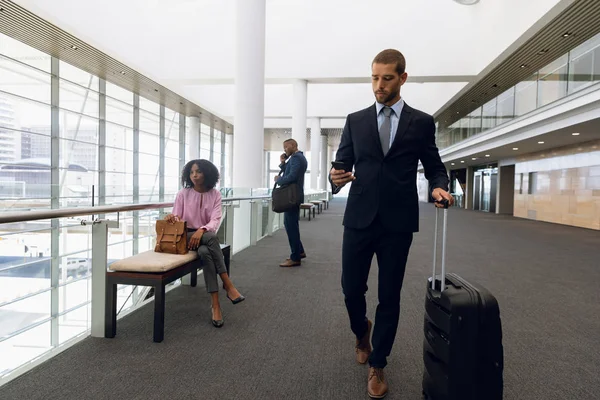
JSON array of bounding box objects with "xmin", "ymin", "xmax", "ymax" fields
[
  {"xmin": 330, "ymin": 49, "xmax": 454, "ymax": 399},
  {"xmin": 276, "ymin": 138, "xmax": 308, "ymax": 267}
]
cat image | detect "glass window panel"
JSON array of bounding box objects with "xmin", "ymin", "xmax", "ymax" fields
[
  {"xmin": 0, "ymin": 33, "xmax": 51, "ymax": 72},
  {"xmin": 59, "ymin": 139, "xmax": 98, "ymax": 172},
  {"xmin": 515, "ymin": 74, "xmax": 538, "ymax": 116},
  {"xmin": 105, "ymin": 173, "xmax": 132, "ymax": 198},
  {"xmin": 593, "ymin": 46, "xmax": 600, "ymax": 82},
  {"xmin": 139, "ymin": 110, "xmax": 160, "ymax": 135},
  {"xmin": 165, "ymin": 157, "xmax": 181, "ymax": 179},
  {"xmin": 58, "ymin": 279, "xmax": 90, "ymax": 313},
  {"xmin": 0, "ymin": 320, "xmax": 52, "ymax": 374},
  {"xmin": 539, "ymin": 54, "xmax": 568, "ymax": 76},
  {"xmin": 496, "ymin": 87, "xmax": 515, "ymax": 125},
  {"xmin": 139, "ymin": 97, "xmax": 160, "ymax": 114},
  {"xmin": 481, "ymin": 98, "xmax": 497, "ymax": 131},
  {"xmin": 59, "ymin": 61, "xmax": 99, "ymax": 88},
  {"xmin": 106, "ymin": 123, "xmax": 133, "ymax": 151},
  {"xmin": 139, "ymin": 174, "xmax": 159, "ymax": 201},
  {"xmin": 568, "ymin": 50, "xmax": 594, "ymax": 94},
  {"xmin": 138, "ymin": 132, "xmax": 159, "ymax": 156},
  {"xmin": 200, "ymin": 148, "xmax": 210, "ymax": 160},
  {"xmin": 59, "ymin": 227, "xmax": 91, "ymax": 259},
  {"xmin": 105, "ymin": 82, "xmax": 133, "ymax": 105},
  {"xmin": 58, "ymin": 304, "xmax": 90, "ymax": 344},
  {"xmin": 59, "ymin": 111, "xmax": 99, "ymax": 144},
  {"xmin": 107, "ymin": 240, "xmax": 133, "ymax": 261},
  {"xmin": 201, "ymin": 123, "xmax": 210, "ymax": 134},
  {"xmin": 165, "ymin": 175, "xmax": 180, "ymax": 197},
  {"xmin": 570, "ymin": 32, "xmax": 600, "ymax": 60},
  {"xmin": 105, "ymin": 148, "xmax": 133, "ymax": 174},
  {"xmin": 201, "ymin": 133, "xmax": 211, "ymax": 150},
  {"xmin": 59, "ymin": 79, "xmax": 100, "ymax": 118},
  {"xmin": 0, "ymin": 260, "xmax": 50, "ymax": 305},
  {"xmin": 165, "ymin": 118, "xmax": 180, "ymax": 141},
  {"xmin": 165, "ymin": 139, "xmax": 179, "ymax": 158},
  {"xmin": 0, "ymin": 93, "xmax": 51, "ymax": 136},
  {"xmin": 106, "ymin": 97, "xmax": 133, "ymax": 127},
  {"xmin": 0, "ymin": 290, "xmax": 51, "ymax": 338},
  {"xmin": 139, "ymin": 154, "xmax": 159, "ymax": 169},
  {"xmin": 538, "ymin": 64, "xmax": 568, "ymax": 108},
  {"xmin": 0, "ymin": 56, "xmax": 51, "ymax": 103}
]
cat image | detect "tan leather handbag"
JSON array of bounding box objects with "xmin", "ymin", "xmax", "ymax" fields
[{"xmin": 154, "ymin": 220, "xmax": 188, "ymax": 254}]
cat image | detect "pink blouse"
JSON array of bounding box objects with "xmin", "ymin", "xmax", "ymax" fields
[{"xmin": 172, "ymin": 188, "xmax": 222, "ymax": 232}]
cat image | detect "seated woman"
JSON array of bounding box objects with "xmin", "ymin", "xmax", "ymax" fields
[{"xmin": 165, "ymin": 159, "xmax": 245, "ymax": 328}]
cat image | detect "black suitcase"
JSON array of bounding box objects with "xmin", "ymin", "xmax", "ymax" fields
[{"xmin": 422, "ymin": 203, "xmax": 504, "ymax": 400}]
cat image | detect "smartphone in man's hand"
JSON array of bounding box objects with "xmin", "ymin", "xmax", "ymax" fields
[{"xmin": 331, "ymin": 161, "xmax": 346, "ymax": 171}]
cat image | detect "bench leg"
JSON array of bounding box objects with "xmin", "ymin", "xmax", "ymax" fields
[
  {"xmin": 190, "ymin": 267, "xmax": 198, "ymax": 287},
  {"xmin": 313, "ymin": 208, "xmax": 316, "ymax": 219},
  {"xmin": 153, "ymin": 284, "xmax": 166, "ymax": 343},
  {"xmin": 105, "ymin": 281, "xmax": 117, "ymax": 338}
]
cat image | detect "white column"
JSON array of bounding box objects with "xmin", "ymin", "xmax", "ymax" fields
[
  {"xmin": 320, "ymin": 133, "xmax": 328, "ymax": 190},
  {"xmin": 233, "ymin": 0, "xmax": 266, "ymax": 189},
  {"xmin": 292, "ymin": 79, "xmax": 307, "ymax": 151},
  {"xmin": 310, "ymin": 118, "xmax": 320, "ymax": 189},
  {"xmin": 227, "ymin": 133, "xmax": 234, "ymax": 186},
  {"xmin": 187, "ymin": 116, "xmax": 199, "ymax": 161}
]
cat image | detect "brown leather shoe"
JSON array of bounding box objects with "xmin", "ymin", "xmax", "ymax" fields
[
  {"xmin": 355, "ymin": 319, "xmax": 372, "ymax": 364},
  {"xmin": 279, "ymin": 259, "xmax": 301, "ymax": 267},
  {"xmin": 367, "ymin": 367, "xmax": 388, "ymax": 399}
]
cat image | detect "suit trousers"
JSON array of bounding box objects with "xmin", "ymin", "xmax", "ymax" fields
[
  {"xmin": 187, "ymin": 231, "xmax": 228, "ymax": 293},
  {"xmin": 283, "ymin": 206, "xmax": 305, "ymax": 262},
  {"xmin": 341, "ymin": 214, "xmax": 413, "ymax": 369}
]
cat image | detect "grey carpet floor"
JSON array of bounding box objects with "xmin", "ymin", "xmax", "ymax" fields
[{"xmin": 1, "ymin": 199, "xmax": 599, "ymax": 400}]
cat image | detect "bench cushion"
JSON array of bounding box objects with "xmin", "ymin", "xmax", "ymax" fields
[
  {"xmin": 108, "ymin": 250, "xmax": 198, "ymax": 273},
  {"xmin": 300, "ymin": 203, "xmax": 314, "ymax": 208}
]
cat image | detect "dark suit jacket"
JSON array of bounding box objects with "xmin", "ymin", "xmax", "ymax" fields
[
  {"xmin": 331, "ymin": 103, "xmax": 448, "ymax": 233},
  {"xmin": 277, "ymin": 150, "xmax": 308, "ymax": 203}
]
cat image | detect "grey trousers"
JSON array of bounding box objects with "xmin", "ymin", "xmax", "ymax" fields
[{"xmin": 187, "ymin": 231, "xmax": 228, "ymax": 293}]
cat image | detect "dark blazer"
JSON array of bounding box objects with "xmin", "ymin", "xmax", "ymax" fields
[
  {"xmin": 277, "ymin": 150, "xmax": 308, "ymax": 203},
  {"xmin": 331, "ymin": 102, "xmax": 448, "ymax": 233}
]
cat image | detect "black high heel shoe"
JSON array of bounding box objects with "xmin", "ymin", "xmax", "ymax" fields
[
  {"xmin": 211, "ymin": 306, "xmax": 224, "ymax": 328},
  {"xmin": 226, "ymin": 294, "xmax": 245, "ymax": 305}
]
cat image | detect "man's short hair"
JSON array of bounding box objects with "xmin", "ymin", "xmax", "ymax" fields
[
  {"xmin": 284, "ymin": 138, "xmax": 298, "ymax": 147},
  {"xmin": 372, "ymin": 49, "xmax": 406, "ymax": 76}
]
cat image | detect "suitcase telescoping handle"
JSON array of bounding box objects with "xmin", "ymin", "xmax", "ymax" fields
[{"xmin": 431, "ymin": 199, "xmax": 449, "ymax": 292}]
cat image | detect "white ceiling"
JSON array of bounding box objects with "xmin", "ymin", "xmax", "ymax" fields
[{"xmin": 14, "ymin": 0, "xmax": 565, "ymax": 127}]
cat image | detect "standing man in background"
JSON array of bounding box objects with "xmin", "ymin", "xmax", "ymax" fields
[
  {"xmin": 275, "ymin": 138, "xmax": 308, "ymax": 267},
  {"xmin": 330, "ymin": 49, "xmax": 454, "ymax": 399}
]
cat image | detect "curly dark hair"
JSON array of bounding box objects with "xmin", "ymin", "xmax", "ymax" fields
[{"xmin": 181, "ymin": 159, "xmax": 220, "ymax": 190}]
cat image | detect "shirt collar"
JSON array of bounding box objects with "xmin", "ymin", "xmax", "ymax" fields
[{"xmin": 376, "ymin": 97, "xmax": 404, "ymax": 117}]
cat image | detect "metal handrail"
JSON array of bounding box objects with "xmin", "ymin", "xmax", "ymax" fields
[{"xmin": 0, "ymin": 195, "xmax": 272, "ymax": 225}]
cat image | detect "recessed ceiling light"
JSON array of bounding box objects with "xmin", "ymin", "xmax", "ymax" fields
[
  {"xmin": 451, "ymin": 162, "xmax": 455, "ymax": 166},
  {"xmin": 0, "ymin": 7, "xmax": 4, "ymax": 12},
  {"xmin": 537, "ymin": 49, "xmax": 548, "ymax": 55},
  {"xmin": 572, "ymin": 132, "xmax": 580, "ymax": 136},
  {"xmin": 154, "ymin": 89, "xmax": 159, "ymax": 92},
  {"xmin": 453, "ymin": 0, "xmax": 480, "ymax": 4},
  {"xmin": 485, "ymin": 154, "xmax": 490, "ymax": 157},
  {"xmin": 538, "ymin": 141, "xmax": 545, "ymax": 144},
  {"xmin": 460, "ymin": 160, "xmax": 465, "ymax": 163},
  {"xmin": 562, "ymin": 32, "xmax": 571, "ymax": 38},
  {"xmin": 472, "ymin": 157, "xmax": 477, "ymax": 160},
  {"xmin": 70, "ymin": 45, "xmax": 78, "ymax": 50},
  {"xmin": 520, "ymin": 64, "xmax": 527, "ymax": 68},
  {"xmin": 512, "ymin": 147, "xmax": 519, "ymax": 151},
  {"xmin": 120, "ymin": 71, "xmax": 126, "ymax": 75}
]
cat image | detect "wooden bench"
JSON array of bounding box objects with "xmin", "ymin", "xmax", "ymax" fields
[
  {"xmin": 310, "ymin": 200, "xmax": 324, "ymax": 214},
  {"xmin": 105, "ymin": 244, "xmax": 230, "ymax": 343},
  {"xmin": 300, "ymin": 203, "xmax": 316, "ymax": 221}
]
